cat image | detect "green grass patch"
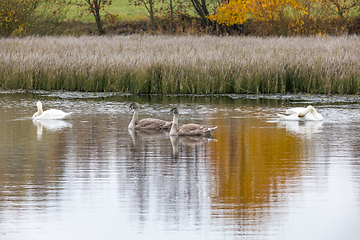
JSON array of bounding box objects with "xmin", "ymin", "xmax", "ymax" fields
[{"xmin": 57, "ymin": 0, "xmax": 175, "ymax": 22}]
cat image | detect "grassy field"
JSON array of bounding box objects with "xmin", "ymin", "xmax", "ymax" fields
[
  {"xmin": 61, "ymin": 0, "xmax": 172, "ymax": 22},
  {"xmin": 1, "ymin": 35, "xmax": 359, "ymax": 94}
]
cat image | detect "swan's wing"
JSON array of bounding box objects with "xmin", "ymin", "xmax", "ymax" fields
[
  {"xmin": 35, "ymin": 109, "xmax": 70, "ymax": 120},
  {"xmin": 162, "ymin": 121, "xmax": 173, "ymax": 129},
  {"xmin": 177, "ymin": 124, "xmax": 204, "ymax": 135},
  {"xmin": 177, "ymin": 124, "xmax": 216, "ymax": 136},
  {"xmin": 302, "ymin": 111, "xmax": 324, "ymax": 121},
  {"xmin": 302, "ymin": 113, "xmax": 323, "ymax": 121},
  {"xmin": 203, "ymin": 126, "xmax": 218, "ymax": 133},
  {"xmin": 277, "ymin": 113, "xmax": 300, "ymax": 121},
  {"xmin": 280, "ymin": 107, "xmax": 323, "ymax": 121},
  {"xmin": 136, "ymin": 118, "xmax": 172, "ymax": 130},
  {"xmin": 178, "ymin": 124, "xmax": 202, "ymax": 131},
  {"xmin": 285, "ymin": 107, "xmax": 306, "ymax": 115}
]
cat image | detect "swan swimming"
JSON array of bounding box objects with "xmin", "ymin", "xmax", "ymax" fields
[
  {"xmin": 277, "ymin": 105, "xmax": 323, "ymax": 121},
  {"xmin": 127, "ymin": 102, "xmax": 172, "ymax": 130},
  {"xmin": 167, "ymin": 107, "xmax": 218, "ymax": 136},
  {"xmin": 32, "ymin": 101, "xmax": 70, "ymax": 120}
]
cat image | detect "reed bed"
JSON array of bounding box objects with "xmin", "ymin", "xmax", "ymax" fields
[{"xmin": 1, "ymin": 35, "xmax": 359, "ymax": 94}]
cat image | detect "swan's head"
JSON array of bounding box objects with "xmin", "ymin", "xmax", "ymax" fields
[
  {"xmin": 36, "ymin": 101, "xmax": 43, "ymax": 110},
  {"xmin": 167, "ymin": 107, "xmax": 179, "ymax": 116},
  {"xmin": 127, "ymin": 102, "xmax": 139, "ymax": 112}
]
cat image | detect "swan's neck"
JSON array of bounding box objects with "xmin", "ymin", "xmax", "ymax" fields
[
  {"xmin": 298, "ymin": 106, "xmax": 323, "ymax": 120},
  {"xmin": 298, "ymin": 106, "xmax": 314, "ymax": 117},
  {"xmin": 310, "ymin": 107, "xmax": 323, "ymax": 120},
  {"xmin": 128, "ymin": 109, "xmax": 139, "ymax": 129},
  {"xmin": 33, "ymin": 103, "xmax": 44, "ymax": 118},
  {"xmin": 170, "ymin": 113, "xmax": 179, "ymax": 135}
]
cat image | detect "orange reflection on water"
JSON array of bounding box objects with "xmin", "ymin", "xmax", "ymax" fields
[{"xmin": 209, "ymin": 112, "xmax": 306, "ymax": 223}]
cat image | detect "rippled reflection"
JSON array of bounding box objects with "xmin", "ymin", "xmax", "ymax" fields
[
  {"xmin": 170, "ymin": 135, "xmax": 216, "ymax": 158},
  {"xmin": 277, "ymin": 120, "xmax": 324, "ymax": 138},
  {"xmin": 33, "ymin": 119, "xmax": 72, "ymax": 140},
  {"xmin": 0, "ymin": 93, "xmax": 359, "ymax": 240}
]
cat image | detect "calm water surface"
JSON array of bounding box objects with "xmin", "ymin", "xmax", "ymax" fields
[{"xmin": 0, "ymin": 92, "xmax": 360, "ymax": 240}]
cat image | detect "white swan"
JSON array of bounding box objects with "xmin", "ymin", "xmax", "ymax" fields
[
  {"xmin": 32, "ymin": 101, "xmax": 70, "ymax": 120},
  {"xmin": 277, "ymin": 105, "xmax": 323, "ymax": 121},
  {"xmin": 167, "ymin": 107, "xmax": 218, "ymax": 136}
]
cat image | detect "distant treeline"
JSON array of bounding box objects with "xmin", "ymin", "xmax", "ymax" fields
[
  {"xmin": 0, "ymin": 0, "xmax": 359, "ymax": 36},
  {"xmin": 1, "ymin": 35, "xmax": 359, "ymax": 94}
]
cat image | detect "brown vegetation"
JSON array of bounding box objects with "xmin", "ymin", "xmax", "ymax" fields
[{"xmin": 1, "ymin": 35, "xmax": 359, "ymax": 94}]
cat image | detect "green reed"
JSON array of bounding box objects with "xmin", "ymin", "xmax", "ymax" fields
[{"xmin": 1, "ymin": 35, "xmax": 359, "ymax": 94}]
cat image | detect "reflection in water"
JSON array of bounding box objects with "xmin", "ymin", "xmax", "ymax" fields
[
  {"xmin": 0, "ymin": 93, "xmax": 360, "ymax": 240},
  {"xmin": 128, "ymin": 128, "xmax": 168, "ymax": 149},
  {"xmin": 170, "ymin": 135, "xmax": 217, "ymax": 159},
  {"xmin": 170, "ymin": 135, "xmax": 179, "ymax": 157},
  {"xmin": 122, "ymin": 126, "xmax": 213, "ymax": 234},
  {"xmin": 33, "ymin": 119, "xmax": 72, "ymax": 140},
  {"xmin": 277, "ymin": 120, "xmax": 324, "ymax": 138},
  {"xmin": 209, "ymin": 113, "xmax": 307, "ymax": 235}
]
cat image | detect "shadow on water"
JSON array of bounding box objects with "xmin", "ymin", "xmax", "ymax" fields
[{"xmin": 0, "ymin": 92, "xmax": 360, "ymax": 239}]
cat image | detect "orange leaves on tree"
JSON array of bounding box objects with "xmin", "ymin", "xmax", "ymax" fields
[
  {"xmin": 209, "ymin": 0, "xmax": 310, "ymax": 25},
  {"xmin": 0, "ymin": 0, "xmax": 33, "ymax": 36},
  {"xmin": 208, "ymin": 0, "xmax": 250, "ymax": 25}
]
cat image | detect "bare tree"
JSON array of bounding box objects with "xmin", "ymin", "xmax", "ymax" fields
[
  {"xmin": 320, "ymin": 0, "xmax": 360, "ymax": 33},
  {"xmin": 129, "ymin": 0, "xmax": 156, "ymax": 31},
  {"xmin": 83, "ymin": 0, "xmax": 112, "ymax": 35}
]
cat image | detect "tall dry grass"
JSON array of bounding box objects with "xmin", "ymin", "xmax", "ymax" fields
[{"xmin": 1, "ymin": 35, "xmax": 359, "ymax": 94}]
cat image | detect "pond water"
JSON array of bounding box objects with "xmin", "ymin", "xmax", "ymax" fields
[{"xmin": 0, "ymin": 92, "xmax": 360, "ymax": 240}]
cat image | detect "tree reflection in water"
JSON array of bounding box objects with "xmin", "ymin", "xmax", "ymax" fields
[
  {"xmin": 208, "ymin": 113, "xmax": 309, "ymax": 233},
  {"xmin": 1, "ymin": 94, "xmax": 360, "ymax": 239}
]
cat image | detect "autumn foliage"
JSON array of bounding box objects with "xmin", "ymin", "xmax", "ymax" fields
[
  {"xmin": 209, "ymin": 0, "xmax": 360, "ymax": 35},
  {"xmin": 0, "ymin": 0, "xmax": 36, "ymax": 36},
  {"xmin": 0, "ymin": 0, "xmax": 359, "ymax": 36}
]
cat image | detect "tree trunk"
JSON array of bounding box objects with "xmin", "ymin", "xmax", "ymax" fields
[
  {"xmin": 190, "ymin": 0, "xmax": 210, "ymax": 27},
  {"xmin": 149, "ymin": 0, "xmax": 155, "ymax": 31},
  {"xmin": 169, "ymin": 0, "xmax": 173, "ymax": 34},
  {"xmin": 86, "ymin": 0, "xmax": 105, "ymax": 35},
  {"xmin": 93, "ymin": 7, "xmax": 105, "ymax": 35}
]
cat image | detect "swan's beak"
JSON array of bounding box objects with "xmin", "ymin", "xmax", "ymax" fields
[
  {"xmin": 167, "ymin": 110, "xmax": 173, "ymax": 116},
  {"xmin": 127, "ymin": 107, "xmax": 132, "ymax": 113}
]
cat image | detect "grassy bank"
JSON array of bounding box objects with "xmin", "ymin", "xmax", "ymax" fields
[{"xmin": 1, "ymin": 35, "xmax": 359, "ymax": 94}]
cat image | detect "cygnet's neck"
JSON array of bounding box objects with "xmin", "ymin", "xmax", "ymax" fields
[{"xmin": 128, "ymin": 108, "xmax": 139, "ymax": 129}]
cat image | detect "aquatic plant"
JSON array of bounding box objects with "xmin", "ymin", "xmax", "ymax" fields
[{"xmin": 0, "ymin": 35, "xmax": 359, "ymax": 94}]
